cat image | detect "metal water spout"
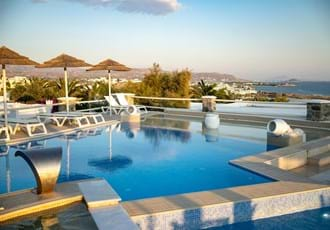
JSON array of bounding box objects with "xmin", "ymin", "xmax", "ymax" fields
[{"xmin": 15, "ymin": 147, "xmax": 62, "ymax": 194}]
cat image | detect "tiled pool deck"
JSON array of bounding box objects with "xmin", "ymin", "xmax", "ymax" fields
[{"xmin": 0, "ymin": 110, "xmax": 330, "ymax": 229}]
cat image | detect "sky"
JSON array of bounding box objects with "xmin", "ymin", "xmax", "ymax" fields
[{"xmin": 0, "ymin": 0, "xmax": 329, "ymax": 81}]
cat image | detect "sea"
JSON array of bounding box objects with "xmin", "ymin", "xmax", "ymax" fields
[{"xmin": 256, "ymin": 81, "xmax": 330, "ymax": 96}]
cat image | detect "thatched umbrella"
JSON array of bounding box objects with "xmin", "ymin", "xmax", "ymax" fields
[
  {"xmin": 36, "ymin": 54, "xmax": 91, "ymax": 112},
  {"xmin": 0, "ymin": 46, "xmax": 39, "ymax": 128},
  {"xmin": 86, "ymin": 59, "xmax": 130, "ymax": 115}
]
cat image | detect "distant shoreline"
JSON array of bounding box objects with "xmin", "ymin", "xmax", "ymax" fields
[{"xmin": 255, "ymin": 81, "xmax": 330, "ymax": 97}]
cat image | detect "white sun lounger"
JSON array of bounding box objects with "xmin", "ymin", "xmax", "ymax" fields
[
  {"xmin": 115, "ymin": 93, "xmax": 148, "ymax": 113},
  {"xmin": 37, "ymin": 112, "xmax": 90, "ymax": 128},
  {"xmin": 58, "ymin": 111, "xmax": 105, "ymax": 124},
  {"xmin": 0, "ymin": 118, "xmax": 47, "ymax": 137},
  {"xmin": 102, "ymin": 96, "xmax": 127, "ymax": 115}
]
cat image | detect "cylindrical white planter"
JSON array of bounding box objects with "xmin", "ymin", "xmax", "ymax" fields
[
  {"xmin": 204, "ymin": 113, "xmax": 220, "ymax": 129},
  {"xmin": 126, "ymin": 105, "xmax": 138, "ymax": 115},
  {"xmin": 267, "ymin": 119, "xmax": 292, "ymax": 136}
]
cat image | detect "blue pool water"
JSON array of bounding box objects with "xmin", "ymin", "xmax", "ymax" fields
[{"xmin": 0, "ymin": 117, "xmax": 272, "ymax": 201}]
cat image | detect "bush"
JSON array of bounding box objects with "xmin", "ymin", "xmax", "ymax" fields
[{"xmin": 138, "ymin": 64, "xmax": 191, "ymax": 108}]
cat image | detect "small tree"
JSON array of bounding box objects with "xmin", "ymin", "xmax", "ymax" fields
[
  {"xmin": 139, "ymin": 64, "xmax": 191, "ymax": 108},
  {"xmin": 50, "ymin": 78, "xmax": 88, "ymax": 100},
  {"xmin": 191, "ymin": 80, "xmax": 217, "ymax": 98},
  {"xmin": 10, "ymin": 77, "xmax": 52, "ymax": 103}
]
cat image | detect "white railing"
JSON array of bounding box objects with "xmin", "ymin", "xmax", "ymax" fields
[
  {"xmin": 134, "ymin": 96, "xmax": 201, "ymax": 102},
  {"xmin": 0, "ymin": 95, "xmax": 309, "ymax": 117},
  {"xmin": 133, "ymin": 96, "xmax": 307, "ymax": 105}
]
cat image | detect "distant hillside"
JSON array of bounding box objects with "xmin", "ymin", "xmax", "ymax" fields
[
  {"xmin": 191, "ymin": 72, "xmax": 248, "ymax": 83},
  {"xmin": 5, "ymin": 65, "xmax": 247, "ymax": 82}
]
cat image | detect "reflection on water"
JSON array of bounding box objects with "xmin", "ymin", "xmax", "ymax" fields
[
  {"xmin": 13, "ymin": 140, "xmax": 47, "ymax": 150},
  {"xmin": 143, "ymin": 116, "xmax": 191, "ymax": 130},
  {"xmin": 202, "ymin": 123, "xmax": 220, "ymax": 142},
  {"xmin": 0, "ymin": 145, "xmax": 9, "ymax": 156},
  {"xmin": 142, "ymin": 127, "xmax": 191, "ymax": 146},
  {"xmin": 6, "ymin": 154, "xmax": 10, "ymax": 193},
  {"xmin": 0, "ymin": 152, "xmax": 11, "ymax": 192},
  {"xmin": 138, "ymin": 115, "xmax": 192, "ymax": 146},
  {"xmin": 58, "ymin": 172, "xmax": 94, "ymax": 182},
  {"xmin": 0, "ymin": 202, "xmax": 96, "ymax": 229},
  {"xmin": 88, "ymin": 155, "xmax": 133, "ymax": 173},
  {"xmin": 120, "ymin": 122, "xmax": 140, "ymax": 139}
]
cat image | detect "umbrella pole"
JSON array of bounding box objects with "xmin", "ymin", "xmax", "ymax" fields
[
  {"xmin": 2, "ymin": 64, "xmax": 8, "ymax": 128},
  {"xmin": 64, "ymin": 67, "xmax": 69, "ymax": 113},
  {"xmin": 108, "ymin": 70, "xmax": 112, "ymax": 116}
]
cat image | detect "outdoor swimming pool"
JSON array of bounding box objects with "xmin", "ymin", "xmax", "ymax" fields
[{"xmin": 0, "ymin": 116, "xmax": 272, "ymax": 201}]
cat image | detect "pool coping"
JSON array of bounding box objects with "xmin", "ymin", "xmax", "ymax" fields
[
  {"xmin": 0, "ymin": 179, "xmax": 86, "ymax": 222},
  {"xmin": 163, "ymin": 109, "xmax": 330, "ymax": 130}
]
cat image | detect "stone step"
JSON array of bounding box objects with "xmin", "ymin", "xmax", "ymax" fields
[
  {"xmin": 78, "ymin": 179, "xmax": 121, "ymax": 208},
  {"xmin": 308, "ymin": 151, "xmax": 330, "ymax": 166},
  {"xmin": 90, "ymin": 205, "xmax": 138, "ymax": 230}
]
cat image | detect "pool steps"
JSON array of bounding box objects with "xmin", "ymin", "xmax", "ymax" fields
[
  {"xmin": 308, "ymin": 151, "xmax": 330, "ymax": 166},
  {"xmin": 78, "ymin": 180, "xmax": 121, "ymax": 208},
  {"xmin": 79, "ymin": 180, "xmax": 138, "ymax": 229},
  {"xmin": 90, "ymin": 205, "xmax": 138, "ymax": 230}
]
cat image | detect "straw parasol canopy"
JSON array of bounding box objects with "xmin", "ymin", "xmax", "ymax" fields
[
  {"xmin": 86, "ymin": 59, "xmax": 130, "ymax": 72},
  {"xmin": 0, "ymin": 46, "xmax": 39, "ymax": 128},
  {"xmin": 0, "ymin": 46, "xmax": 39, "ymax": 66},
  {"xmin": 36, "ymin": 54, "xmax": 91, "ymax": 112},
  {"xmin": 36, "ymin": 53, "xmax": 91, "ymax": 68},
  {"xmin": 86, "ymin": 59, "xmax": 131, "ymax": 115}
]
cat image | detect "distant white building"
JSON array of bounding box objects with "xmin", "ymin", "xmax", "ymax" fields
[
  {"xmin": 0, "ymin": 76, "xmax": 28, "ymax": 88},
  {"xmin": 215, "ymin": 82, "xmax": 257, "ymax": 96}
]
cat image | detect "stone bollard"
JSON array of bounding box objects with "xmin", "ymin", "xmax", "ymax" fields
[
  {"xmin": 202, "ymin": 96, "xmax": 216, "ymax": 112},
  {"xmin": 307, "ymin": 100, "xmax": 330, "ymax": 121},
  {"xmin": 125, "ymin": 93, "xmax": 135, "ymax": 105}
]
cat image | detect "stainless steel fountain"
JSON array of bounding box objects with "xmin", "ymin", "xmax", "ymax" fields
[{"xmin": 15, "ymin": 147, "xmax": 62, "ymax": 194}]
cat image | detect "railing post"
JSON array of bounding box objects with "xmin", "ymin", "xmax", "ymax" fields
[
  {"xmin": 307, "ymin": 100, "xmax": 330, "ymax": 121},
  {"xmin": 202, "ymin": 96, "xmax": 217, "ymax": 112}
]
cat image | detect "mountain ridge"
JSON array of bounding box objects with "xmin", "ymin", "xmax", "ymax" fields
[{"xmin": 5, "ymin": 66, "xmax": 248, "ymax": 82}]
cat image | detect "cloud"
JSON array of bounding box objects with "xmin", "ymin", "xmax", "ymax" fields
[
  {"xmin": 115, "ymin": 0, "xmax": 181, "ymax": 15},
  {"xmin": 34, "ymin": 0, "xmax": 181, "ymax": 15},
  {"xmin": 32, "ymin": 0, "xmax": 48, "ymax": 3}
]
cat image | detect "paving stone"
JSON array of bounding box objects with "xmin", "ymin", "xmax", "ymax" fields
[
  {"xmin": 90, "ymin": 205, "xmax": 138, "ymax": 230},
  {"xmin": 79, "ymin": 179, "xmax": 121, "ymax": 208}
]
